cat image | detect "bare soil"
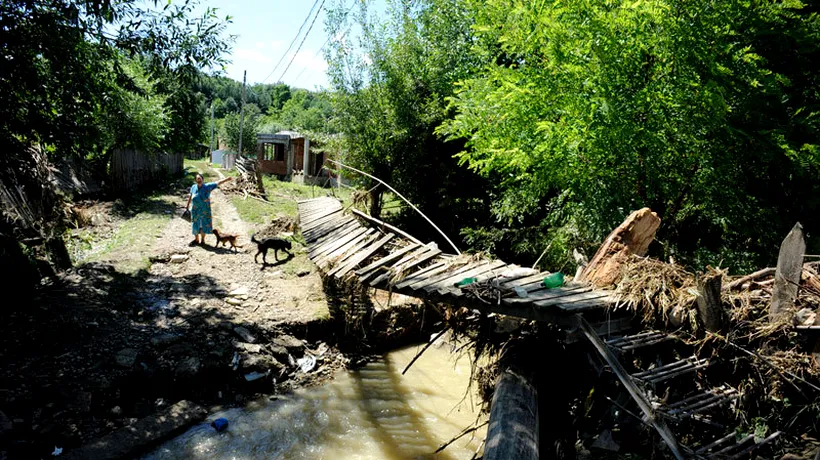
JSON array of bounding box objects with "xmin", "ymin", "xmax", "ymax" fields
[{"xmin": 0, "ymin": 174, "xmax": 343, "ymax": 459}]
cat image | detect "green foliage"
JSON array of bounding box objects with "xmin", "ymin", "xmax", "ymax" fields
[
  {"xmin": 221, "ymin": 104, "xmax": 261, "ymax": 155},
  {"xmin": 274, "ymin": 89, "xmax": 334, "ymax": 132},
  {"xmin": 326, "ymin": 0, "xmax": 493, "ymax": 245},
  {"xmin": 99, "ymin": 57, "xmax": 169, "ymax": 152},
  {"xmin": 1, "ymin": 0, "xmax": 233, "ymax": 159},
  {"xmin": 437, "ymin": 0, "xmax": 820, "ymax": 270}
]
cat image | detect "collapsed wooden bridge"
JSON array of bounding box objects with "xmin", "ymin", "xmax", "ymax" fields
[
  {"xmin": 298, "ymin": 197, "xmax": 620, "ymax": 328},
  {"xmin": 297, "ymin": 197, "xmax": 786, "ymax": 460}
]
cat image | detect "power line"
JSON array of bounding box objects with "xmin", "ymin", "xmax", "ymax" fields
[
  {"xmin": 260, "ymin": 0, "xmax": 322, "ymax": 84},
  {"xmin": 291, "ymin": 1, "xmax": 354, "ymax": 84},
  {"xmin": 277, "ymin": 0, "xmax": 327, "ymax": 83}
]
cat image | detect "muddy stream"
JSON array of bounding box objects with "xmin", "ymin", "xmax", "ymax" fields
[{"xmin": 143, "ymin": 344, "xmax": 486, "ymax": 459}]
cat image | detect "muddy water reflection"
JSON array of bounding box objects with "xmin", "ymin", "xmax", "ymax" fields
[{"xmin": 144, "ymin": 344, "xmax": 486, "ymax": 459}]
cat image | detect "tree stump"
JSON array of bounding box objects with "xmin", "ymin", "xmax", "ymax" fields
[
  {"xmin": 769, "ymin": 222, "xmax": 805, "ymax": 322},
  {"xmin": 579, "ymin": 208, "xmax": 661, "ymax": 287},
  {"xmin": 696, "ymin": 272, "xmax": 725, "ymax": 332}
]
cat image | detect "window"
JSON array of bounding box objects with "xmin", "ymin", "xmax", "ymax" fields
[{"xmin": 263, "ymin": 143, "xmax": 286, "ymax": 161}]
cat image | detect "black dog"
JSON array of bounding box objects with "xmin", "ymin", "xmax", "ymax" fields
[{"xmin": 251, "ymin": 234, "xmax": 292, "ymax": 264}]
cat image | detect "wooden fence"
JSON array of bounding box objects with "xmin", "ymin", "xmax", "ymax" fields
[{"xmin": 110, "ymin": 149, "xmax": 183, "ymax": 192}]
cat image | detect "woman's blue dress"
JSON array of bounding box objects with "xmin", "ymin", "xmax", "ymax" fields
[{"xmin": 191, "ymin": 182, "xmax": 218, "ymax": 235}]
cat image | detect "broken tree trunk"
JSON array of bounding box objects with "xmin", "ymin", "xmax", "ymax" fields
[
  {"xmin": 696, "ymin": 272, "xmax": 725, "ymax": 332},
  {"xmin": 770, "ymin": 223, "xmax": 806, "ymax": 322},
  {"xmin": 579, "ymin": 208, "xmax": 661, "ymax": 287},
  {"xmin": 483, "ymin": 368, "xmax": 539, "ymax": 460}
]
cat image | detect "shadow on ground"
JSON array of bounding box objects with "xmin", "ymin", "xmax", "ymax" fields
[{"xmin": 0, "ymin": 261, "xmax": 333, "ymax": 459}]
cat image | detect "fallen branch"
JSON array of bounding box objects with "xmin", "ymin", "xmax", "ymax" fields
[
  {"xmin": 723, "ymin": 267, "xmax": 776, "ymax": 291},
  {"xmin": 329, "ymin": 159, "xmax": 461, "ymax": 254},
  {"xmin": 434, "ymin": 421, "xmax": 488, "ymax": 454},
  {"xmin": 402, "ymin": 327, "xmax": 451, "ymax": 375}
]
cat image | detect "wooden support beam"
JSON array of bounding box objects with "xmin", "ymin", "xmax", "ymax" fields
[{"xmin": 575, "ymin": 315, "xmax": 685, "ymax": 460}]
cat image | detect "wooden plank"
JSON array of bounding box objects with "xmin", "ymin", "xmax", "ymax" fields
[
  {"xmin": 329, "ymin": 232, "xmax": 380, "ymax": 266},
  {"xmin": 770, "ymin": 222, "xmax": 806, "ymax": 321},
  {"xmin": 332, "ymin": 233, "xmax": 396, "ymax": 278},
  {"xmin": 503, "ymin": 285, "xmax": 591, "ymax": 305},
  {"xmin": 391, "ymin": 249, "xmax": 443, "ymax": 279},
  {"xmin": 427, "ymin": 261, "xmax": 507, "ymax": 294},
  {"xmin": 310, "ymin": 219, "xmax": 359, "ymax": 247},
  {"xmin": 319, "ymin": 230, "xmax": 377, "ymax": 270},
  {"xmin": 355, "ymin": 243, "xmax": 421, "ymax": 277},
  {"xmin": 607, "ymin": 330, "xmax": 665, "ymax": 346},
  {"xmin": 709, "ymin": 435, "xmax": 755, "ymax": 458},
  {"xmin": 575, "ymin": 315, "xmax": 685, "ymax": 459},
  {"xmin": 724, "ymin": 432, "xmax": 781, "ymax": 460},
  {"xmin": 672, "ymin": 392, "xmax": 737, "ymax": 417},
  {"xmin": 499, "ymin": 272, "xmax": 551, "ymax": 289},
  {"xmin": 441, "ymin": 263, "xmax": 512, "ymax": 296},
  {"xmin": 305, "ymin": 216, "xmax": 357, "ymax": 243},
  {"xmin": 299, "ymin": 201, "xmax": 339, "ymax": 214},
  {"xmin": 643, "ymin": 359, "xmax": 710, "ymax": 384},
  {"xmin": 317, "ymin": 230, "xmax": 375, "ymax": 269},
  {"xmin": 306, "ymin": 223, "xmax": 360, "ymax": 258},
  {"xmin": 302, "ymin": 211, "xmax": 345, "ymax": 233},
  {"xmin": 367, "ymin": 247, "xmax": 438, "ymax": 286},
  {"xmin": 534, "ymin": 290, "xmax": 613, "ymax": 307},
  {"xmin": 307, "ymin": 221, "xmax": 361, "ymax": 255},
  {"xmin": 301, "ymin": 208, "xmax": 342, "ymax": 227},
  {"xmin": 632, "ymin": 359, "xmax": 689, "ymax": 378},
  {"xmin": 618, "ymin": 335, "xmax": 673, "ymax": 350},
  {"xmin": 406, "ymin": 261, "xmax": 482, "ymax": 291},
  {"xmin": 695, "ymin": 433, "xmax": 737, "ymax": 455},
  {"xmin": 303, "ymin": 215, "xmax": 349, "ymax": 240},
  {"xmin": 394, "ymin": 262, "xmax": 450, "ymax": 289},
  {"xmin": 314, "ymin": 228, "xmax": 373, "ymax": 266},
  {"xmin": 553, "ymin": 296, "xmax": 616, "ymax": 313},
  {"xmin": 310, "ymin": 227, "xmax": 368, "ymax": 260}
]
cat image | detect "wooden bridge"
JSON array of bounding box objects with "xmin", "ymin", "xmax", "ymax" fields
[
  {"xmin": 297, "ymin": 196, "xmax": 784, "ymax": 460},
  {"xmin": 298, "ymin": 196, "xmax": 619, "ymax": 328}
]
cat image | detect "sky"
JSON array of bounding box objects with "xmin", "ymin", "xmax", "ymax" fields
[{"xmin": 194, "ymin": 0, "xmax": 385, "ymax": 90}]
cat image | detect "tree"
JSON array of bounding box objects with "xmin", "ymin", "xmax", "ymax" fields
[
  {"xmin": 0, "ymin": 0, "xmax": 233, "ymax": 288},
  {"xmin": 221, "ymin": 104, "xmax": 261, "ymax": 155},
  {"xmin": 99, "ymin": 56, "xmax": 169, "ymax": 152},
  {"xmin": 1, "ymin": 0, "xmax": 233, "ymax": 159},
  {"xmin": 438, "ymin": 0, "xmax": 820, "ymax": 270},
  {"xmin": 326, "ymin": 0, "xmax": 493, "ymax": 245}
]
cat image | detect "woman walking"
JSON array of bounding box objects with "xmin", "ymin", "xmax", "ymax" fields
[{"xmin": 185, "ymin": 174, "xmax": 232, "ymax": 245}]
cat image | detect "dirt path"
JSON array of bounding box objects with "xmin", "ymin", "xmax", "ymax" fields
[
  {"xmin": 0, "ymin": 168, "xmax": 342, "ymax": 459},
  {"xmin": 149, "ymin": 180, "xmax": 329, "ymax": 327}
]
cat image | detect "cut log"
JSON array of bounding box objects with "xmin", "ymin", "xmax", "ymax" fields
[
  {"xmin": 579, "ymin": 208, "xmax": 661, "ymax": 287},
  {"xmin": 696, "ymin": 272, "xmax": 725, "ymax": 332},
  {"xmin": 770, "ymin": 222, "xmax": 806, "ymax": 322},
  {"xmin": 483, "ymin": 369, "xmax": 539, "ymax": 460}
]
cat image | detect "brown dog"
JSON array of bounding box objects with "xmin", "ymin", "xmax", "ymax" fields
[{"xmin": 212, "ymin": 229, "xmax": 240, "ymax": 251}]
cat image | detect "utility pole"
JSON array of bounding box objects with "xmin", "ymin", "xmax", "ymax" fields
[
  {"xmin": 209, "ymin": 101, "xmax": 215, "ymax": 162},
  {"xmin": 237, "ymin": 70, "xmax": 247, "ymax": 157}
]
